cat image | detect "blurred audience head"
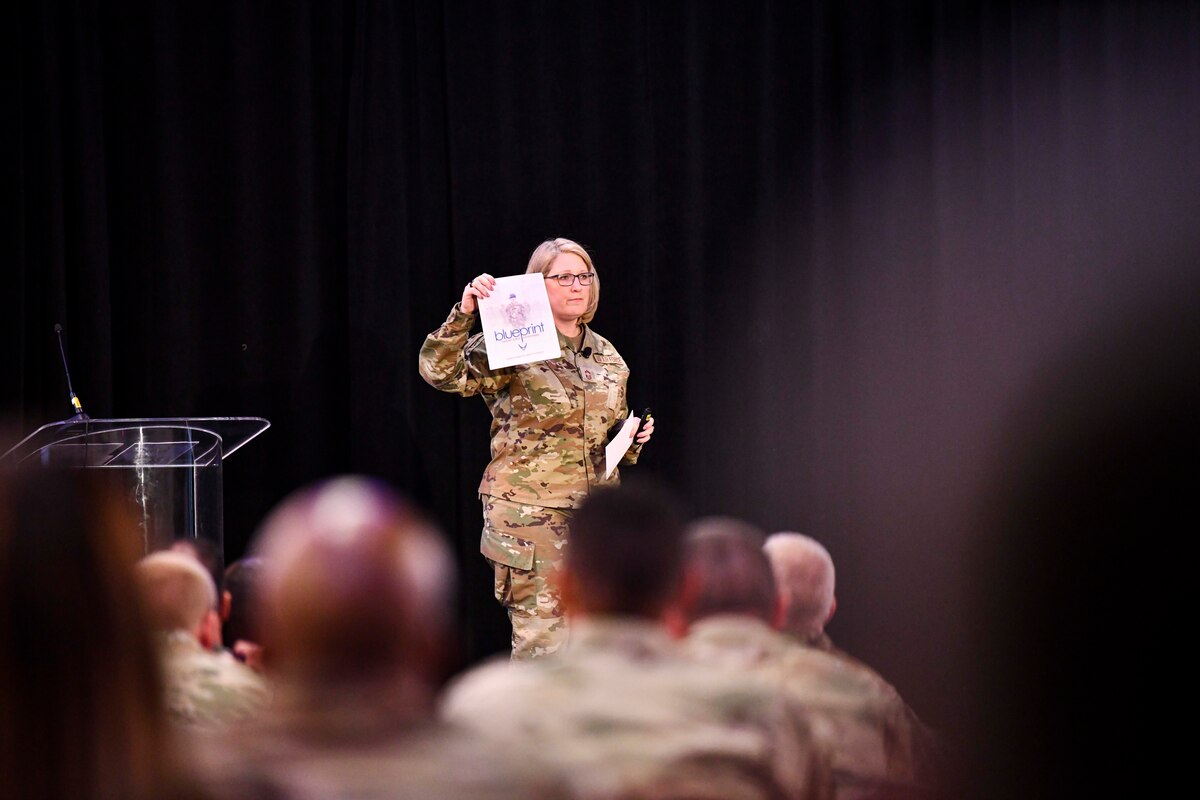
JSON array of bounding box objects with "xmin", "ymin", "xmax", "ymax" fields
[
  {"xmin": 963, "ymin": 279, "xmax": 1199, "ymax": 798},
  {"xmin": 763, "ymin": 532, "xmax": 836, "ymax": 641},
  {"xmin": 136, "ymin": 550, "xmax": 220, "ymax": 648},
  {"xmin": 251, "ymin": 476, "xmax": 454, "ymax": 691},
  {"xmin": 565, "ymin": 480, "xmax": 687, "ymax": 619},
  {"xmin": 681, "ymin": 516, "xmax": 777, "ymax": 626},
  {"xmin": 170, "ymin": 536, "xmax": 223, "ymax": 591},
  {"xmin": 0, "ymin": 468, "xmax": 192, "ymax": 799}
]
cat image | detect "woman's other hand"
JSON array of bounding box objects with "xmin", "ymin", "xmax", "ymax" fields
[{"xmin": 634, "ymin": 415, "xmax": 654, "ymax": 445}]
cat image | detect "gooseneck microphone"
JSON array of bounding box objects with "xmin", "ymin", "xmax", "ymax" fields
[{"xmin": 54, "ymin": 323, "xmax": 89, "ymax": 421}]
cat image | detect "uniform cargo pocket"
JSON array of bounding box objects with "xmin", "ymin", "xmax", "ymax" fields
[{"xmin": 480, "ymin": 527, "xmax": 535, "ymax": 571}]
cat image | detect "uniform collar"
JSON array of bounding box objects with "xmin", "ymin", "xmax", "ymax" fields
[
  {"xmin": 159, "ymin": 628, "xmax": 205, "ymax": 652},
  {"xmin": 686, "ymin": 615, "xmax": 793, "ymax": 662},
  {"xmin": 568, "ymin": 616, "xmax": 679, "ymax": 660},
  {"xmin": 557, "ymin": 323, "xmax": 594, "ymax": 357}
]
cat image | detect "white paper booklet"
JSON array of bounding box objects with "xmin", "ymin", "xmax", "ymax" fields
[
  {"xmin": 604, "ymin": 415, "xmax": 642, "ymax": 478},
  {"xmin": 477, "ymin": 274, "xmax": 560, "ymax": 369}
]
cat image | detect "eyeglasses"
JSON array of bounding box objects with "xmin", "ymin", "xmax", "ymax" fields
[{"xmin": 544, "ymin": 272, "xmax": 595, "ymax": 287}]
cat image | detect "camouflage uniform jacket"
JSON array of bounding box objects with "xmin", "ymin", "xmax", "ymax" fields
[
  {"xmin": 683, "ymin": 616, "xmax": 923, "ymax": 788},
  {"xmin": 419, "ymin": 303, "xmax": 640, "ymax": 509},
  {"xmin": 440, "ymin": 617, "xmax": 834, "ymax": 800},
  {"xmin": 808, "ymin": 631, "xmax": 940, "ymax": 787},
  {"xmin": 194, "ymin": 681, "xmax": 573, "ymax": 800},
  {"xmin": 157, "ymin": 630, "xmax": 269, "ymax": 730}
]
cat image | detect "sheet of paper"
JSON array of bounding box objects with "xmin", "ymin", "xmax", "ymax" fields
[
  {"xmin": 605, "ymin": 415, "xmax": 642, "ymax": 478},
  {"xmin": 477, "ymin": 274, "xmax": 560, "ymax": 369}
]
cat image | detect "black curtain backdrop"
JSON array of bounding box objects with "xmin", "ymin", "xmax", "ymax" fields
[{"xmin": 6, "ymin": 0, "xmax": 1199, "ymax": 743}]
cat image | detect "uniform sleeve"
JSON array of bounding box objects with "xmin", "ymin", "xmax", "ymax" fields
[{"xmin": 418, "ymin": 303, "xmax": 513, "ymax": 396}]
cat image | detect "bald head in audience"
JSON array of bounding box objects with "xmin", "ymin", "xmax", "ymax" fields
[
  {"xmin": 204, "ymin": 477, "xmax": 571, "ymax": 800},
  {"xmin": 252, "ymin": 476, "xmax": 454, "ymax": 690},
  {"xmin": 763, "ymin": 533, "xmax": 836, "ymax": 643},
  {"xmin": 137, "ymin": 549, "xmax": 267, "ymax": 730},
  {"xmin": 136, "ymin": 550, "xmax": 221, "ymax": 649}
]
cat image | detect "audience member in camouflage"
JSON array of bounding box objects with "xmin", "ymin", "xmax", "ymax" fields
[
  {"xmin": 419, "ymin": 238, "xmax": 654, "ymax": 659},
  {"xmin": 136, "ymin": 550, "xmax": 269, "ymax": 731},
  {"xmin": 681, "ymin": 521, "xmax": 932, "ymax": 797},
  {"xmin": 763, "ymin": 531, "xmax": 939, "ymax": 792},
  {"xmin": 691, "ymin": 619, "xmax": 927, "ymax": 794},
  {"xmin": 157, "ymin": 629, "xmax": 270, "ymax": 729},
  {"xmin": 441, "ymin": 484, "xmax": 834, "ymax": 800},
  {"xmin": 444, "ymin": 618, "xmax": 833, "ymax": 800},
  {"xmin": 199, "ymin": 477, "xmax": 573, "ymax": 800}
]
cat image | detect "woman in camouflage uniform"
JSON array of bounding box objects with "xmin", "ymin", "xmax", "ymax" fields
[{"xmin": 419, "ymin": 238, "xmax": 654, "ymax": 659}]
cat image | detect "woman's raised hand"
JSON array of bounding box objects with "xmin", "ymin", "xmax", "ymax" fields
[{"xmin": 461, "ymin": 273, "xmax": 497, "ymax": 314}]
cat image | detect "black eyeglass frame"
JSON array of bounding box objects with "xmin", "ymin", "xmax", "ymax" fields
[{"xmin": 543, "ymin": 272, "xmax": 596, "ymax": 287}]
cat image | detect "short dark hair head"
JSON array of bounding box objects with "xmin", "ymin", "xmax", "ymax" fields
[
  {"xmin": 682, "ymin": 517, "xmax": 775, "ymax": 624},
  {"xmin": 223, "ymin": 556, "xmax": 265, "ymax": 645},
  {"xmin": 567, "ymin": 480, "xmax": 687, "ymax": 617},
  {"xmin": 964, "ymin": 277, "xmax": 1200, "ymax": 798}
]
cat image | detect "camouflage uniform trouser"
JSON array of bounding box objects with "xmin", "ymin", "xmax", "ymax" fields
[{"xmin": 480, "ymin": 496, "xmax": 572, "ymax": 660}]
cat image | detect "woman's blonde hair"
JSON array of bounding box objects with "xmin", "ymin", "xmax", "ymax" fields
[{"xmin": 525, "ymin": 238, "xmax": 600, "ymax": 325}]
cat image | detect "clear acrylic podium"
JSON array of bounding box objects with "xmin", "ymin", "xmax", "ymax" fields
[{"xmin": 1, "ymin": 417, "xmax": 270, "ymax": 564}]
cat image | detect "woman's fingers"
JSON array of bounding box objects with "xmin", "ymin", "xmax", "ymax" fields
[{"xmin": 469, "ymin": 273, "xmax": 495, "ymax": 298}]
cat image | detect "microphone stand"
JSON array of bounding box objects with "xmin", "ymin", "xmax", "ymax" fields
[{"xmin": 54, "ymin": 323, "xmax": 90, "ymax": 422}]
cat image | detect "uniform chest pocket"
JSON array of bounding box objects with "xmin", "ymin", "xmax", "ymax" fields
[
  {"xmin": 589, "ymin": 356, "xmax": 629, "ymax": 411},
  {"xmin": 516, "ymin": 363, "xmax": 573, "ymax": 417}
]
